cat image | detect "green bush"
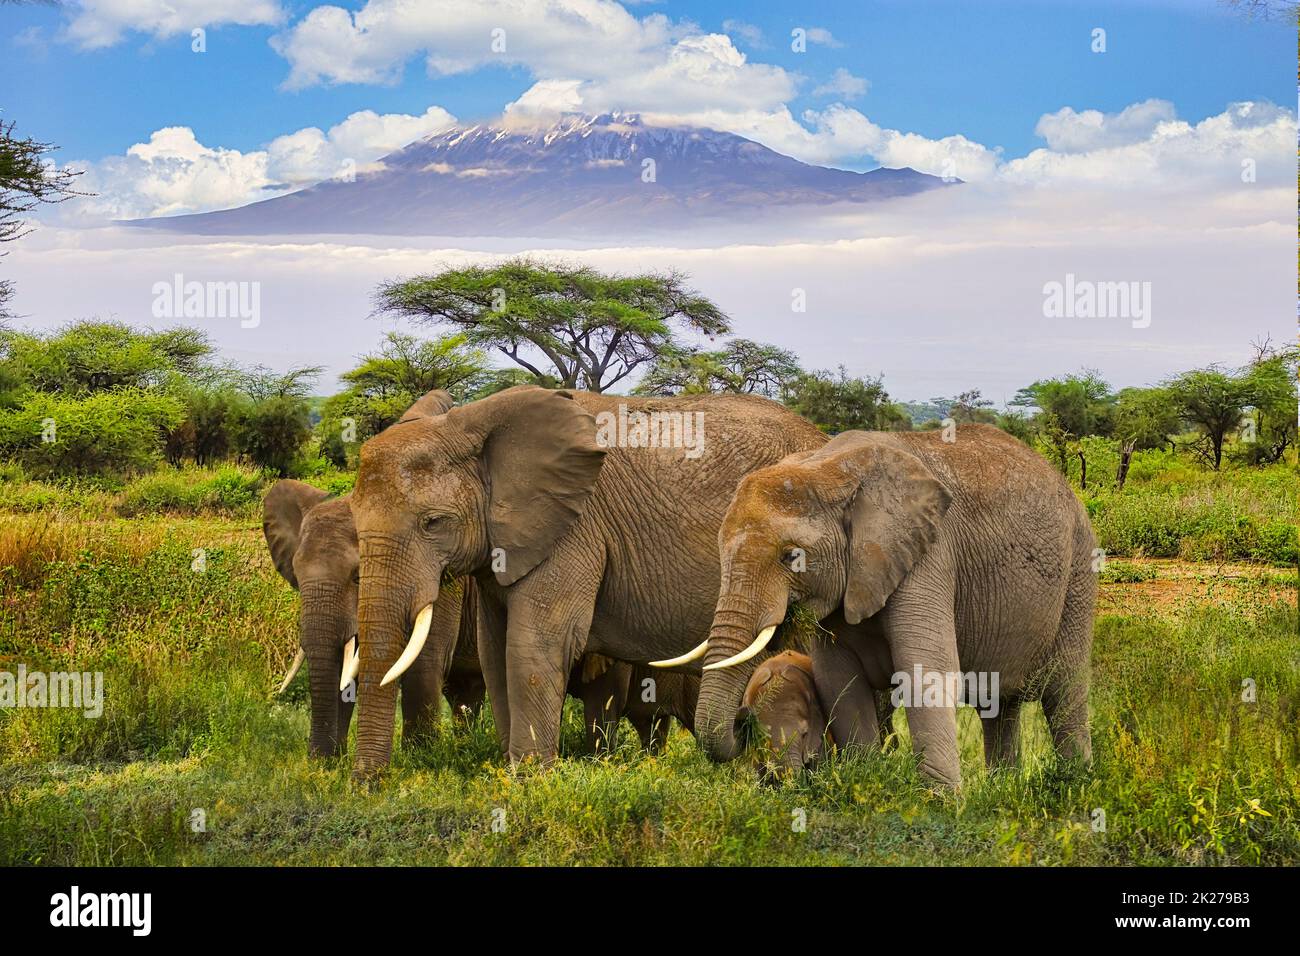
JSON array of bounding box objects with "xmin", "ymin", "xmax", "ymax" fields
[
  {"xmin": 0, "ymin": 389, "xmax": 183, "ymax": 477},
  {"xmin": 115, "ymin": 466, "xmax": 263, "ymax": 517}
]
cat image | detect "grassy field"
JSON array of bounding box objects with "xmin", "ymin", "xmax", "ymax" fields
[{"xmin": 0, "ymin": 462, "xmax": 1297, "ymax": 866}]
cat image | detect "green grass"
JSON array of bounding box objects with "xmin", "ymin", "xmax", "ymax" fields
[
  {"xmin": 1084, "ymin": 456, "xmax": 1298, "ymax": 564},
  {"xmin": 1, "ymin": 515, "xmax": 1296, "ymax": 865}
]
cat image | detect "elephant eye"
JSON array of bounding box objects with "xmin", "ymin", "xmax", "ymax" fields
[
  {"xmin": 420, "ymin": 514, "xmax": 446, "ymax": 534},
  {"xmin": 780, "ymin": 548, "xmax": 803, "ymax": 569}
]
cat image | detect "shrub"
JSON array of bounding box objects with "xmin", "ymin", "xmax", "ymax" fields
[
  {"xmin": 0, "ymin": 389, "xmax": 183, "ymax": 477},
  {"xmin": 115, "ymin": 466, "xmax": 263, "ymax": 517}
]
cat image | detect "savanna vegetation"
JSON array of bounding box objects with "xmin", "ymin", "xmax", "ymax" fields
[{"xmin": 0, "ymin": 260, "xmax": 1295, "ymax": 865}]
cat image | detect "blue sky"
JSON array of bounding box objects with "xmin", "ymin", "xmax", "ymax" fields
[
  {"xmin": 3, "ymin": 0, "xmax": 1293, "ymax": 169},
  {"xmin": 2, "ymin": 1, "xmax": 1295, "ymax": 400}
]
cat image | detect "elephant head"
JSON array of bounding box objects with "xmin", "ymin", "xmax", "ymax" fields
[
  {"xmin": 740, "ymin": 650, "xmax": 828, "ymax": 772},
  {"xmin": 349, "ymin": 386, "xmax": 604, "ymax": 776},
  {"xmin": 262, "ymin": 389, "xmax": 456, "ymax": 758},
  {"xmin": 263, "ymin": 482, "xmax": 360, "ymax": 757},
  {"xmin": 695, "ymin": 431, "xmax": 952, "ymax": 763}
]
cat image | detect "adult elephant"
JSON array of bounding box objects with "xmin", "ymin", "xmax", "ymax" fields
[
  {"xmin": 348, "ymin": 385, "xmax": 825, "ymax": 778},
  {"xmin": 262, "ymin": 390, "xmax": 482, "ymax": 757},
  {"xmin": 694, "ymin": 425, "xmax": 1096, "ymax": 788}
]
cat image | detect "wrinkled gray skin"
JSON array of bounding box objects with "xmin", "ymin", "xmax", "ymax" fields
[
  {"xmin": 740, "ymin": 650, "xmax": 892, "ymax": 775},
  {"xmin": 263, "ymin": 484, "xmax": 482, "ymax": 756},
  {"xmin": 262, "ymin": 390, "xmax": 482, "ymax": 757},
  {"xmin": 348, "ymin": 386, "xmax": 825, "ymax": 778},
  {"xmin": 569, "ymin": 656, "xmax": 699, "ymax": 753},
  {"xmin": 697, "ymin": 425, "xmax": 1096, "ymax": 788}
]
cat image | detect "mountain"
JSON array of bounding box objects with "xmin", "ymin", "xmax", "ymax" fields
[{"xmin": 127, "ymin": 113, "xmax": 957, "ymax": 238}]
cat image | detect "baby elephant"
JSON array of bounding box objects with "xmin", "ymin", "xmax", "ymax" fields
[
  {"xmin": 741, "ymin": 651, "xmax": 893, "ymax": 773},
  {"xmin": 740, "ymin": 652, "xmax": 830, "ymax": 772}
]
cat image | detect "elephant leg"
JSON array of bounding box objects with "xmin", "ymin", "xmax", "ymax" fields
[
  {"xmin": 338, "ymin": 693, "xmax": 356, "ymax": 753},
  {"xmin": 981, "ymin": 699, "xmax": 1021, "ymax": 769},
  {"xmin": 503, "ymin": 568, "xmax": 599, "ymax": 764},
  {"xmin": 399, "ymin": 659, "xmax": 442, "ymax": 750},
  {"xmin": 476, "ymin": 587, "xmax": 511, "ymax": 755},
  {"xmin": 444, "ymin": 669, "xmax": 486, "ymax": 722},
  {"xmin": 1042, "ymin": 556, "xmax": 1095, "ymax": 763},
  {"xmin": 811, "ymin": 637, "xmax": 878, "ymax": 750},
  {"xmin": 580, "ymin": 671, "xmax": 627, "ymax": 754},
  {"xmin": 1041, "ymin": 663, "xmax": 1092, "ymax": 764},
  {"xmin": 881, "ymin": 586, "xmax": 963, "ymax": 788},
  {"xmin": 874, "ymin": 690, "xmax": 896, "ymax": 751}
]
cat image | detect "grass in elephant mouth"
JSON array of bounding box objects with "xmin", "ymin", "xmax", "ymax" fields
[
  {"xmin": 0, "ymin": 516, "xmax": 1296, "ymax": 865},
  {"xmin": 773, "ymin": 602, "xmax": 833, "ymax": 655}
]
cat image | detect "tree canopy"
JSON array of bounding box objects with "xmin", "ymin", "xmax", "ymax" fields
[{"xmin": 375, "ymin": 258, "xmax": 731, "ymax": 392}]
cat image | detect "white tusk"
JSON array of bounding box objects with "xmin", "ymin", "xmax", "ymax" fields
[
  {"xmin": 380, "ymin": 605, "xmax": 433, "ymax": 687},
  {"xmin": 703, "ymin": 625, "xmax": 777, "ymax": 672},
  {"xmin": 277, "ymin": 648, "xmax": 305, "ymax": 694},
  {"xmin": 648, "ymin": 640, "xmax": 710, "ymax": 668},
  {"xmin": 338, "ymin": 637, "xmax": 360, "ymax": 691}
]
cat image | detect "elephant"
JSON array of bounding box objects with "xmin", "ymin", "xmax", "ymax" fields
[
  {"xmin": 346, "ymin": 385, "xmax": 826, "ymax": 777},
  {"xmin": 262, "ymin": 390, "xmax": 483, "ymax": 757},
  {"xmin": 569, "ymin": 655, "xmax": 699, "ymax": 754},
  {"xmin": 740, "ymin": 650, "xmax": 893, "ymax": 774},
  {"xmin": 695, "ymin": 424, "xmax": 1096, "ymax": 788}
]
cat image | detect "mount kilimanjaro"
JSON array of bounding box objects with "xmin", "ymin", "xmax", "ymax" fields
[{"xmin": 128, "ymin": 113, "xmax": 955, "ymax": 238}]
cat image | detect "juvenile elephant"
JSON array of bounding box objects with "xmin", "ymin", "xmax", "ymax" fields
[
  {"xmin": 696, "ymin": 425, "xmax": 1096, "ymax": 788},
  {"xmin": 740, "ymin": 650, "xmax": 892, "ymax": 773},
  {"xmin": 347, "ymin": 386, "xmax": 825, "ymax": 778},
  {"xmin": 570, "ymin": 655, "xmax": 699, "ymax": 754},
  {"xmin": 262, "ymin": 390, "xmax": 482, "ymax": 757}
]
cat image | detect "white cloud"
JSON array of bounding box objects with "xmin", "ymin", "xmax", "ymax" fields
[
  {"xmin": 65, "ymin": 0, "xmax": 283, "ymax": 49},
  {"xmin": 1034, "ymin": 99, "xmax": 1177, "ymax": 153},
  {"xmin": 1003, "ymin": 100, "xmax": 1295, "ymax": 189},
  {"xmin": 70, "ymin": 106, "xmax": 457, "ymax": 220},
  {"xmin": 804, "ymin": 27, "xmax": 842, "ymax": 48},
  {"xmin": 272, "ymin": 0, "xmax": 685, "ymax": 89},
  {"xmin": 721, "ymin": 19, "xmax": 764, "ymax": 48},
  {"xmin": 812, "ymin": 68, "xmax": 869, "ymax": 100}
]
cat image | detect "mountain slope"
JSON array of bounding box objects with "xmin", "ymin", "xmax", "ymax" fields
[{"xmin": 128, "ymin": 113, "xmax": 956, "ymax": 237}]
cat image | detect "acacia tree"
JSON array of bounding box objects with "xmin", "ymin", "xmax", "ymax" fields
[
  {"xmin": 1238, "ymin": 340, "xmax": 1299, "ymax": 465},
  {"xmin": 375, "ymin": 258, "xmax": 730, "ymax": 392},
  {"xmin": 1, "ymin": 119, "xmax": 84, "ymax": 318},
  {"xmin": 1111, "ymin": 386, "xmax": 1180, "ymax": 488},
  {"xmin": 634, "ymin": 338, "xmax": 801, "ymax": 397},
  {"xmin": 1163, "ymin": 367, "xmax": 1253, "ymax": 470}
]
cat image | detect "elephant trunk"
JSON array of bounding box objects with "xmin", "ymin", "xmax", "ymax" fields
[
  {"xmin": 299, "ymin": 588, "xmax": 349, "ymax": 758},
  {"xmin": 695, "ymin": 601, "xmax": 772, "ymax": 763},
  {"xmin": 352, "ymin": 597, "xmax": 406, "ymax": 779}
]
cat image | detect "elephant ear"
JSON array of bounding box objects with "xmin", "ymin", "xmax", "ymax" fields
[
  {"xmin": 447, "ymin": 387, "xmax": 605, "ymax": 586},
  {"xmin": 398, "ymin": 389, "xmax": 455, "ymax": 423},
  {"xmin": 814, "ymin": 433, "xmax": 952, "ymax": 625},
  {"xmin": 262, "ymin": 479, "xmax": 330, "ymax": 589}
]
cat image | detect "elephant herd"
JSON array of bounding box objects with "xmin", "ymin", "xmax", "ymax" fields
[{"xmin": 263, "ymin": 386, "xmax": 1096, "ymax": 788}]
